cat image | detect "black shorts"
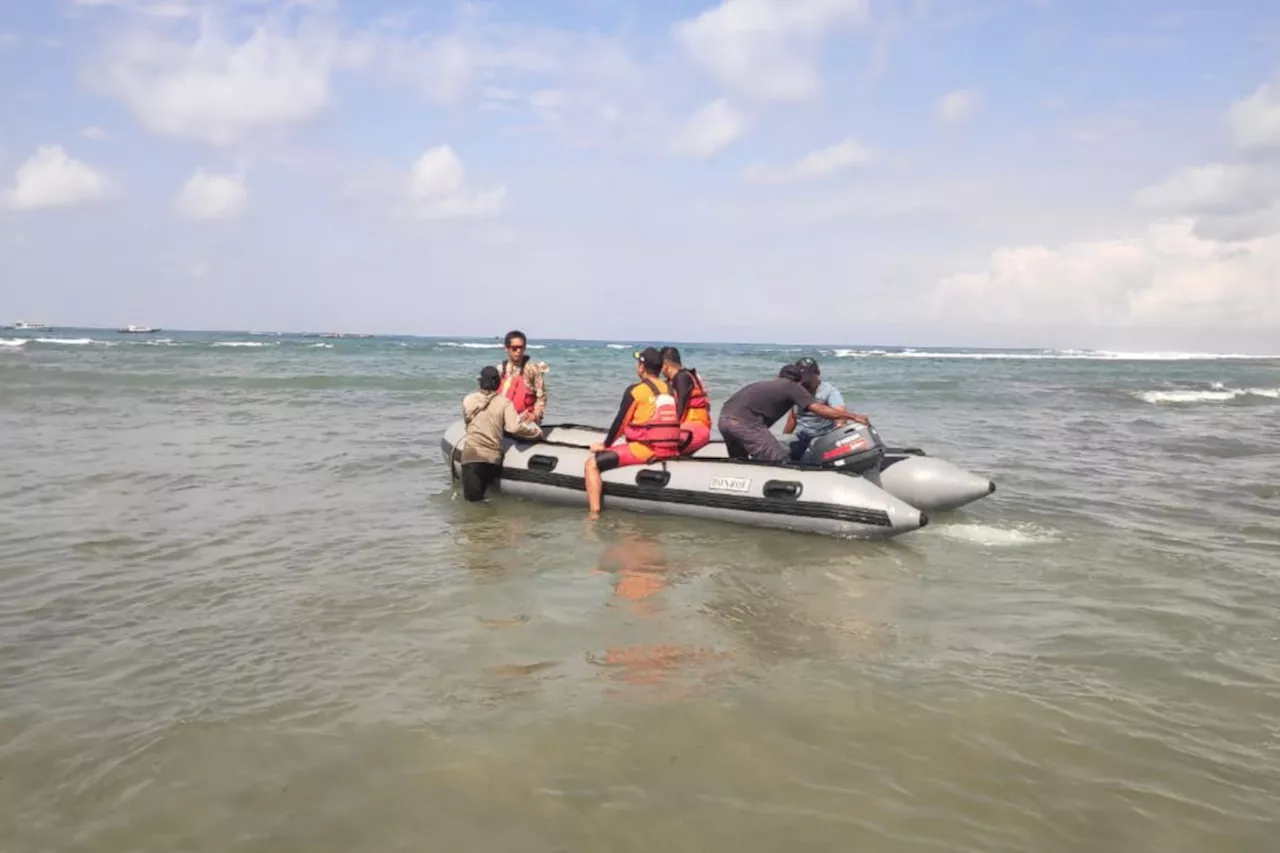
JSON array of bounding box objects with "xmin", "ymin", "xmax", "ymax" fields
[
  {"xmin": 460, "ymin": 461, "xmax": 501, "ymax": 501},
  {"xmin": 594, "ymin": 450, "xmax": 622, "ymax": 473}
]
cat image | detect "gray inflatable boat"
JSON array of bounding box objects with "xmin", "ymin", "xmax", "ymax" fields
[{"xmin": 440, "ymin": 419, "xmax": 995, "ymax": 540}]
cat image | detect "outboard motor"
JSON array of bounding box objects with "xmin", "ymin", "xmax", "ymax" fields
[{"xmin": 801, "ymin": 421, "xmax": 886, "ymax": 474}]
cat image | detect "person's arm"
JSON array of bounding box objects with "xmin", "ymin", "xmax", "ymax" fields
[
  {"xmin": 792, "ymin": 384, "xmax": 866, "ymax": 423},
  {"xmin": 593, "ymin": 386, "xmax": 636, "ymax": 451},
  {"xmin": 530, "ymin": 362, "xmax": 547, "ymax": 422},
  {"xmin": 783, "ymin": 408, "xmax": 797, "ymax": 434},
  {"xmin": 673, "ymin": 372, "xmax": 693, "ymax": 421},
  {"xmin": 807, "ymin": 401, "xmax": 859, "ymax": 421},
  {"xmin": 502, "ymin": 398, "xmax": 543, "ymax": 440},
  {"xmin": 806, "ymin": 399, "xmax": 868, "ymax": 424}
]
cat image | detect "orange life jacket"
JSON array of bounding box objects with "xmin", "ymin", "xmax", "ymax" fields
[
  {"xmin": 677, "ymin": 368, "xmax": 711, "ymax": 426},
  {"xmin": 498, "ymin": 358, "xmax": 537, "ymax": 414},
  {"xmin": 623, "ymin": 377, "xmax": 683, "ymax": 458}
]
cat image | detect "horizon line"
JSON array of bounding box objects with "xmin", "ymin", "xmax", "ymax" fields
[{"xmin": 5, "ymin": 325, "xmax": 1280, "ymax": 357}]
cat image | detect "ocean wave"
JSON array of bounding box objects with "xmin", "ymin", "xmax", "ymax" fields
[
  {"xmin": 437, "ymin": 341, "xmax": 545, "ymax": 350},
  {"xmin": 829, "ymin": 348, "xmax": 1280, "ymax": 361},
  {"xmin": 0, "ymin": 338, "xmax": 28, "ymax": 348},
  {"xmin": 212, "ymin": 341, "xmax": 276, "ymax": 348},
  {"xmin": 930, "ymin": 522, "xmax": 1061, "ymax": 547},
  {"xmin": 33, "ymin": 337, "xmax": 108, "ymax": 346},
  {"xmin": 606, "ymin": 344, "xmax": 630, "ymax": 349},
  {"xmin": 1137, "ymin": 386, "xmax": 1280, "ymax": 405}
]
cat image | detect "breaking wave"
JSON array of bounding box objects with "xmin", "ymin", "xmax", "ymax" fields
[
  {"xmin": 830, "ymin": 348, "xmax": 1279, "ymax": 361},
  {"xmin": 1136, "ymin": 385, "xmax": 1280, "ymax": 405}
]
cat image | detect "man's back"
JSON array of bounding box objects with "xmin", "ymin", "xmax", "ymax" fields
[
  {"xmin": 720, "ymin": 378, "xmax": 816, "ymax": 428},
  {"xmin": 462, "ymin": 391, "xmax": 539, "ymax": 464}
]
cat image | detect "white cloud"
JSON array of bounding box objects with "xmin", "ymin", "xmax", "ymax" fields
[
  {"xmin": 405, "ymin": 145, "xmax": 506, "ymax": 220},
  {"xmin": 1227, "ymin": 77, "xmax": 1280, "ymax": 154},
  {"xmin": 926, "ymin": 219, "xmax": 1280, "ymax": 329},
  {"xmin": 672, "ymin": 99, "xmax": 745, "ymax": 157},
  {"xmin": 674, "ymin": 0, "xmax": 870, "ymax": 101},
  {"xmin": 3, "ymin": 145, "xmax": 111, "ymax": 211},
  {"xmin": 925, "ymin": 74, "xmax": 1280, "ymax": 334},
  {"xmin": 744, "ymin": 137, "xmax": 872, "ymax": 184},
  {"xmin": 80, "ymin": 125, "xmax": 110, "ymax": 141},
  {"xmin": 88, "ymin": 19, "xmax": 354, "ymax": 146},
  {"xmin": 1132, "ymin": 80, "xmax": 1280, "ymax": 240},
  {"xmin": 175, "ymin": 169, "xmax": 248, "ymax": 220},
  {"xmin": 1134, "ymin": 162, "xmax": 1280, "ymax": 216},
  {"xmin": 360, "ymin": 31, "xmax": 475, "ymax": 105},
  {"xmin": 938, "ymin": 88, "xmax": 980, "ymax": 123}
]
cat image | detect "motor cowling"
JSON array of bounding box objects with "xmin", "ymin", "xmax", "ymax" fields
[{"xmin": 801, "ymin": 421, "xmax": 885, "ymax": 474}]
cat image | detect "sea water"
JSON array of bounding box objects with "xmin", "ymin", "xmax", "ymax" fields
[{"xmin": 2, "ymin": 330, "xmax": 1278, "ymax": 851}]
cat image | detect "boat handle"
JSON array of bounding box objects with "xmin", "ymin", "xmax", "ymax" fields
[
  {"xmin": 528, "ymin": 455, "xmax": 559, "ymax": 473},
  {"xmin": 635, "ymin": 469, "xmax": 671, "ymax": 488},
  {"xmin": 763, "ymin": 480, "xmax": 803, "ymax": 500}
]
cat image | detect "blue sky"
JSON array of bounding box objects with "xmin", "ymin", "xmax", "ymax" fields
[{"xmin": 1, "ymin": 0, "xmax": 1279, "ymax": 350}]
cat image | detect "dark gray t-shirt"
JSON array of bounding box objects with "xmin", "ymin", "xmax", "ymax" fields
[{"xmin": 719, "ymin": 378, "xmax": 819, "ymax": 427}]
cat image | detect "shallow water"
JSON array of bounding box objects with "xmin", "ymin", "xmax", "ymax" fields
[{"xmin": 2, "ymin": 330, "xmax": 1279, "ymax": 851}]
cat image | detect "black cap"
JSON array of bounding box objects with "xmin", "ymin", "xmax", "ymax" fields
[
  {"xmin": 795, "ymin": 357, "xmax": 819, "ymax": 373},
  {"xmin": 479, "ymin": 365, "xmax": 501, "ymax": 383},
  {"xmin": 778, "ymin": 364, "xmax": 804, "ymax": 381},
  {"xmin": 634, "ymin": 347, "xmax": 663, "ymax": 371}
]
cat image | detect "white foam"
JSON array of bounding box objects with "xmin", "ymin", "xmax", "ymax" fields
[
  {"xmin": 212, "ymin": 341, "xmax": 273, "ymax": 347},
  {"xmin": 34, "ymin": 337, "xmax": 98, "ymax": 345},
  {"xmin": 311, "ymin": 343, "xmax": 334, "ymax": 349},
  {"xmin": 0, "ymin": 338, "xmax": 28, "ymax": 348},
  {"xmin": 606, "ymin": 344, "xmax": 629, "ymax": 349},
  {"xmin": 932, "ymin": 523, "xmax": 1060, "ymax": 547},
  {"xmin": 1137, "ymin": 387, "xmax": 1280, "ymax": 404},
  {"xmin": 438, "ymin": 341, "xmax": 544, "ymax": 349},
  {"xmin": 829, "ymin": 348, "xmax": 1280, "ymax": 361}
]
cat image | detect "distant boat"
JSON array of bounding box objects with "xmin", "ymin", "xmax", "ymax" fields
[
  {"xmin": 117, "ymin": 325, "xmax": 160, "ymax": 333},
  {"xmin": 8, "ymin": 321, "xmax": 51, "ymax": 330}
]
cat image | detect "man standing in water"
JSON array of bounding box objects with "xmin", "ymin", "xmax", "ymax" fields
[
  {"xmin": 460, "ymin": 366, "xmax": 544, "ymax": 501},
  {"xmin": 496, "ymin": 329, "xmax": 547, "ymax": 423}
]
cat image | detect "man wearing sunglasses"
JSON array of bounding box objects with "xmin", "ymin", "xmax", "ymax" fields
[{"xmin": 496, "ymin": 329, "xmax": 547, "ymax": 423}]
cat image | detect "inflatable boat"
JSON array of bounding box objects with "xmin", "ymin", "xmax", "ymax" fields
[{"xmin": 440, "ymin": 419, "xmax": 996, "ymax": 540}]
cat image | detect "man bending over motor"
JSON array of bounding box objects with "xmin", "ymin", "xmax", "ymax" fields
[
  {"xmin": 718, "ymin": 364, "xmax": 868, "ymax": 464},
  {"xmin": 584, "ymin": 347, "xmax": 684, "ymax": 517}
]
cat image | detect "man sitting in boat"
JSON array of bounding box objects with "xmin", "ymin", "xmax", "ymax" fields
[
  {"xmin": 584, "ymin": 347, "xmax": 685, "ymax": 516},
  {"xmin": 460, "ymin": 365, "xmax": 545, "ymax": 502},
  {"xmin": 496, "ymin": 329, "xmax": 547, "ymax": 423},
  {"xmin": 660, "ymin": 346, "xmax": 713, "ymax": 456},
  {"xmin": 717, "ymin": 364, "xmax": 867, "ymax": 464},
  {"xmin": 782, "ymin": 357, "xmax": 847, "ymax": 462}
]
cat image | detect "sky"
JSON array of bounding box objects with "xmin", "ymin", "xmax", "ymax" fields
[{"xmin": 1, "ymin": 0, "xmax": 1279, "ymax": 350}]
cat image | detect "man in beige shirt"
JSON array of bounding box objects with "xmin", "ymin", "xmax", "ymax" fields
[{"xmin": 460, "ymin": 365, "xmax": 544, "ymax": 502}]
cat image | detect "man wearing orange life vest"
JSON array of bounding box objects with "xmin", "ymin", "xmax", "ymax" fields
[
  {"xmin": 496, "ymin": 329, "xmax": 547, "ymax": 423},
  {"xmin": 584, "ymin": 347, "xmax": 685, "ymax": 516},
  {"xmin": 660, "ymin": 346, "xmax": 712, "ymax": 456}
]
